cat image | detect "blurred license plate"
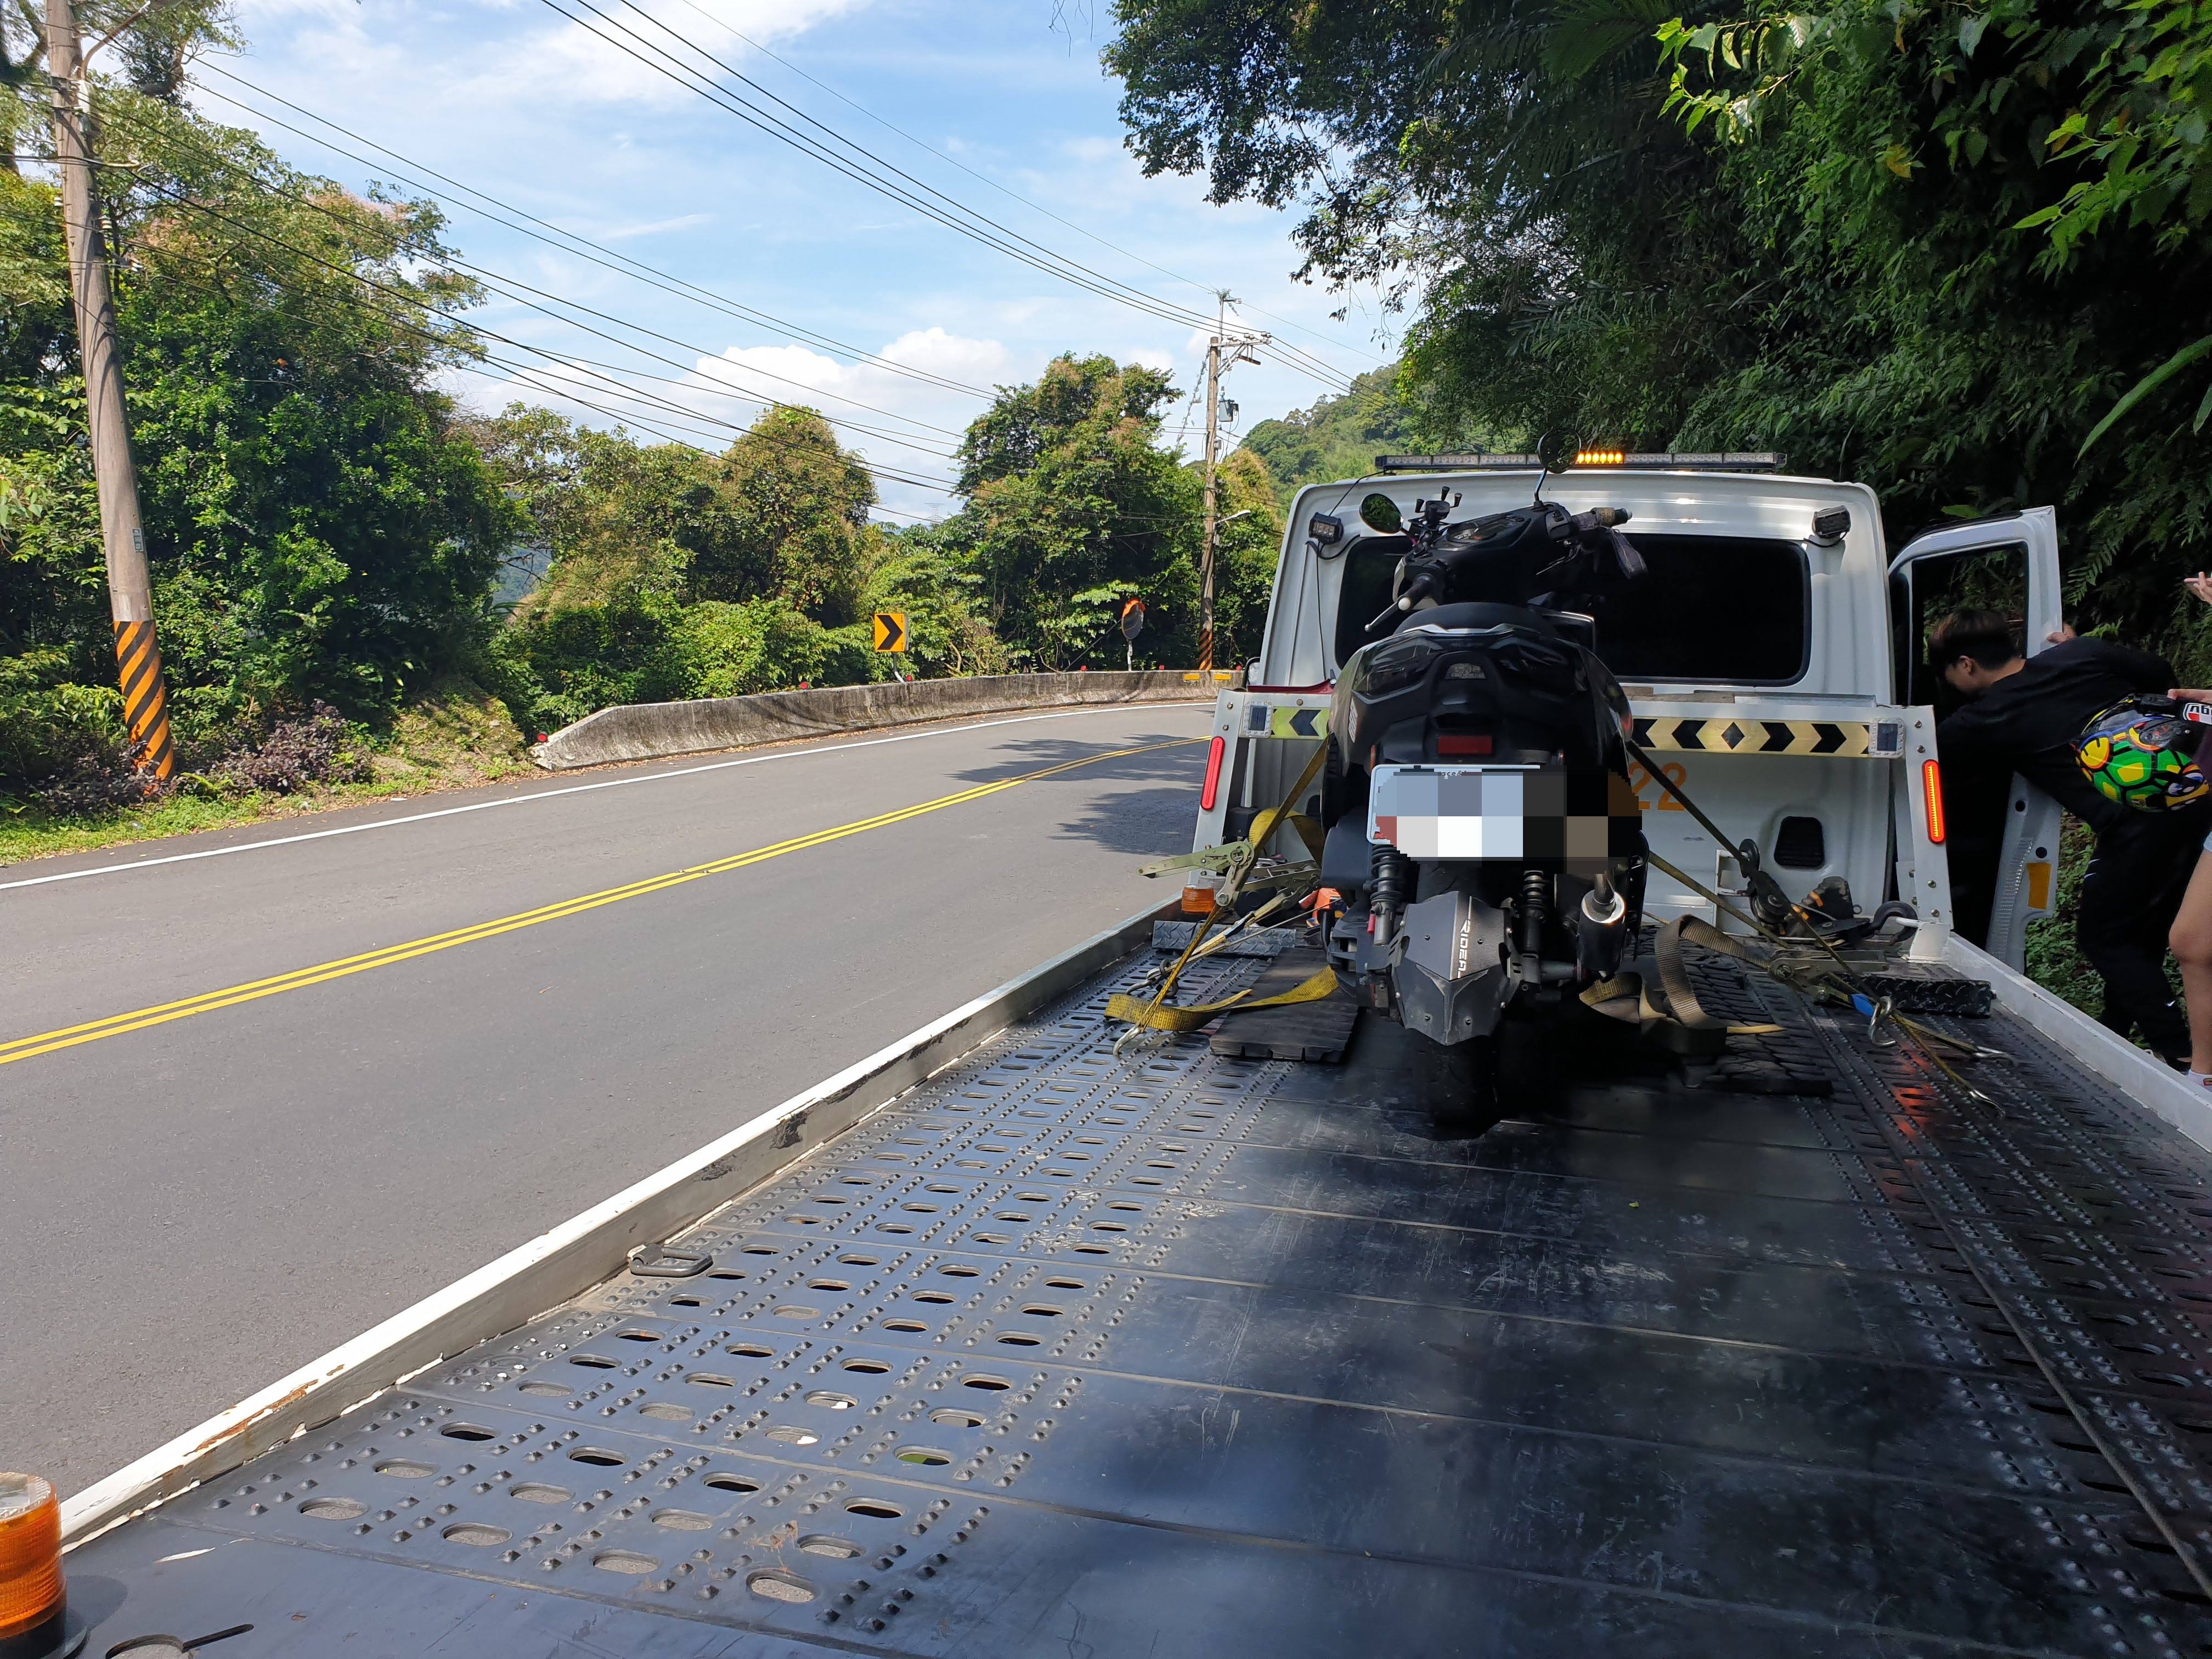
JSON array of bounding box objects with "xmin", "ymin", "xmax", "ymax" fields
[{"xmin": 1367, "ymin": 765, "xmax": 1534, "ymax": 859}]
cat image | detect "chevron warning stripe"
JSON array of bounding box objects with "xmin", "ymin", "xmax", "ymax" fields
[
  {"xmin": 1268, "ymin": 706, "xmax": 1329, "ymax": 740},
  {"xmin": 1630, "ymin": 716, "xmax": 1894, "ymax": 758},
  {"xmin": 114, "ymin": 618, "xmax": 176, "ymax": 780}
]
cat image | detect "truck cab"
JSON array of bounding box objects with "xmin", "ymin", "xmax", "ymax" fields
[{"xmin": 1195, "ymin": 455, "xmax": 2066, "ymax": 969}]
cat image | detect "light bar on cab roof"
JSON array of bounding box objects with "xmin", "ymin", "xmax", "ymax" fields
[{"xmin": 1373, "ymin": 452, "xmax": 1786, "ymax": 473}]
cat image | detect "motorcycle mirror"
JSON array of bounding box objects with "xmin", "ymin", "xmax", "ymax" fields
[{"xmin": 1533, "ymin": 431, "xmax": 1581, "ymax": 474}]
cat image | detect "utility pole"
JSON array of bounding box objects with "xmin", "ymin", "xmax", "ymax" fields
[
  {"xmin": 47, "ymin": 0, "xmax": 174, "ymax": 778},
  {"xmin": 1198, "ymin": 294, "xmax": 1263, "ymax": 675}
]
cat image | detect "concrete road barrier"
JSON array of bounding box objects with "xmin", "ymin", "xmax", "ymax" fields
[{"xmin": 532, "ymin": 669, "xmax": 1233, "ymax": 769}]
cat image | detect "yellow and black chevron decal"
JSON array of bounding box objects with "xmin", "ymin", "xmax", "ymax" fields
[
  {"xmin": 1632, "ymin": 716, "xmax": 1896, "ymax": 758},
  {"xmin": 1244, "ymin": 702, "xmax": 1330, "ymax": 739},
  {"xmin": 114, "ymin": 618, "xmax": 176, "ymax": 780}
]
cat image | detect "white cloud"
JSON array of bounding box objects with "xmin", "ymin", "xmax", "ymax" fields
[{"xmin": 464, "ymin": 0, "xmax": 872, "ymax": 112}]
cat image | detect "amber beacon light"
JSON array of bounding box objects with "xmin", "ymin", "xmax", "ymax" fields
[{"xmin": 0, "ymin": 1474, "xmax": 82, "ymax": 1659}]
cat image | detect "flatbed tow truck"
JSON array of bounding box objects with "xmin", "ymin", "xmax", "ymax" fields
[{"xmin": 24, "ymin": 459, "xmax": 2212, "ymax": 1658}]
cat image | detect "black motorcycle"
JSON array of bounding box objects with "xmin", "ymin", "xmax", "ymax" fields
[{"xmin": 1318, "ymin": 494, "xmax": 1651, "ymax": 1124}]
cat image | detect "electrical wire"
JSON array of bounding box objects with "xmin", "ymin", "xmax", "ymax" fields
[
  {"xmin": 128, "ymin": 133, "xmax": 968, "ymax": 466},
  {"xmin": 669, "ymin": 0, "xmax": 1381, "ymax": 378},
  {"xmin": 162, "ymin": 100, "xmax": 963, "ymax": 446},
  {"xmin": 589, "ymin": 0, "xmax": 1221, "ymax": 330},
  {"xmin": 191, "ymin": 64, "xmax": 1000, "ymax": 403},
  {"xmin": 533, "ymin": 0, "xmax": 1359, "ymax": 395},
  {"xmin": 137, "ymin": 177, "xmax": 961, "ymax": 495}
]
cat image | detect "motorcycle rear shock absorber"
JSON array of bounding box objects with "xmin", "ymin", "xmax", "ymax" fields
[
  {"xmin": 1371, "ymin": 845, "xmax": 1411, "ymax": 942},
  {"xmin": 1517, "ymin": 867, "xmax": 1548, "ymax": 972}
]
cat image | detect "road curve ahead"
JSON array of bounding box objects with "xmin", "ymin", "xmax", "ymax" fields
[{"xmin": 1, "ymin": 703, "xmax": 1211, "ymax": 1492}]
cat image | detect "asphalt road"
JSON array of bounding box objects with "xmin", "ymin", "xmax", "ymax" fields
[{"xmin": 0, "ymin": 703, "xmax": 1211, "ymax": 1494}]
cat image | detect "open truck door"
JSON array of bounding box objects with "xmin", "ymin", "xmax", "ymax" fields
[{"xmin": 1888, "ymin": 506, "xmax": 2063, "ymax": 970}]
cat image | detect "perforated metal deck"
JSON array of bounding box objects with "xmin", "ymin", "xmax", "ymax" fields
[{"xmin": 65, "ymin": 939, "xmax": 2212, "ymax": 1656}]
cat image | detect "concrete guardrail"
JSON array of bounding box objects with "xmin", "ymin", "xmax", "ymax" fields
[{"xmin": 531, "ymin": 669, "xmax": 1235, "ymax": 770}]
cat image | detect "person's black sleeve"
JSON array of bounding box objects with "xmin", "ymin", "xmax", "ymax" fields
[{"xmin": 2076, "ymin": 637, "xmax": 2176, "ymax": 691}]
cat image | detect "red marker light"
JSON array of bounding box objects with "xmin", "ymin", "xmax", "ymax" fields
[
  {"xmin": 1436, "ymin": 733, "xmax": 1494, "ymax": 758},
  {"xmin": 1200, "ymin": 736, "xmax": 1226, "ymax": 811},
  {"xmin": 1922, "ymin": 759, "xmax": 1945, "ymax": 844}
]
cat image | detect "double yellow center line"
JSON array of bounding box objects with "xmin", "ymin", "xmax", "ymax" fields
[{"xmin": 1, "ymin": 737, "xmax": 1198, "ymax": 1068}]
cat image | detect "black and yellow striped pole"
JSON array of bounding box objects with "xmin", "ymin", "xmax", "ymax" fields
[{"xmin": 47, "ymin": 0, "xmax": 174, "ymax": 782}]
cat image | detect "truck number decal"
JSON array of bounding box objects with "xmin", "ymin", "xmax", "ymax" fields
[{"xmin": 1627, "ymin": 757, "xmax": 1688, "ymax": 812}]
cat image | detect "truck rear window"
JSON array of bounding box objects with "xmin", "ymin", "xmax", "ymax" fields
[
  {"xmin": 1332, "ymin": 531, "xmax": 1809, "ymax": 685},
  {"xmin": 1579, "ymin": 534, "xmax": 1808, "ymax": 684}
]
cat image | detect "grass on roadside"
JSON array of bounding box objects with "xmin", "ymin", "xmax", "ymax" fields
[{"xmin": 0, "ymin": 679, "xmax": 534, "ymax": 865}]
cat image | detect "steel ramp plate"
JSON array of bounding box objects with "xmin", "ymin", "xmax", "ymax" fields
[{"xmin": 65, "ymin": 939, "xmax": 2212, "ymax": 1656}]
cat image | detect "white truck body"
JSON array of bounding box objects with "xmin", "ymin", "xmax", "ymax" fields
[{"xmin": 1197, "ymin": 466, "xmax": 2070, "ymax": 966}]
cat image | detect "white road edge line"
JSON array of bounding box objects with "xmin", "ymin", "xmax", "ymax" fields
[
  {"xmin": 59, "ymin": 898, "xmax": 1173, "ymax": 1546},
  {"xmin": 2, "ymin": 703, "xmax": 1209, "ymax": 894}
]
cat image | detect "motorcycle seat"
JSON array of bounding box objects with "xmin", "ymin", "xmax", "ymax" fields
[{"xmin": 1397, "ymin": 601, "xmax": 1556, "ymax": 636}]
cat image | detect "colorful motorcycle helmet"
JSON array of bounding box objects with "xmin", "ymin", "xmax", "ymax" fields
[{"xmin": 2075, "ymin": 698, "xmax": 2211, "ymax": 811}]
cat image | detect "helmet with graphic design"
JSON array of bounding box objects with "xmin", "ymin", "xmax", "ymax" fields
[{"xmin": 2075, "ymin": 698, "xmax": 2210, "ymax": 812}]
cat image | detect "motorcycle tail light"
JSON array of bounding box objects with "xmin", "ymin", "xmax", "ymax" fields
[
  {"xmin": 1363, "ymin": 639, "xmax": 1438, "ymax": 694},
  {"xmin": 1436, "ymin": 733, "xmax": 1494, "ymax": 757}
]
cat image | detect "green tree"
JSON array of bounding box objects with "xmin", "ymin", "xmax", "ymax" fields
[
  {"xmin": 1239, "ymin": 365, "xmax": 1486, "ymax": 505},
  {"xmin": 1206, "ymin": 445, "xmax": 1285, "ymax": 669},
  {"xmin": 474, "ymin": 404, "xmax": 920, "ymax": 732},
  {"xmin": 3, "ymin": 91, "xmax": 517, "ymax": 783},
  {"xmin": 1104, "ymin": 0, "xmax": 2212, "ymax": 652},
  {"xmin": 949, "ymin": 353, "xmax": 1201, "ymax": 668}
]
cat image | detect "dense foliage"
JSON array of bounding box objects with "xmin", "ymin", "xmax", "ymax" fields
[
  {"xmin": 3, "ymin": 74, "xmax": 517, "ymax": 787},
  {"xmin": 934, "ymin": 352, "xmax": 1280, "ymax": 670},
  {"xmin": 1106, "ymin": 0, "xmax": 2212, "ymax": 654},
  {"xmin": 469, "ymin": 403, "xmax": 1012, "ymax": 735},
  {"xmin": 1242, "ymin": 366, "xmax": 1443, "ymax": 507}
]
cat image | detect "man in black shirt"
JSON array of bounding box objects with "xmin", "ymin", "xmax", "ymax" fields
[{"xmin": 1933, "ymin": 609, "xmax": 2209, "ymax": 1062}]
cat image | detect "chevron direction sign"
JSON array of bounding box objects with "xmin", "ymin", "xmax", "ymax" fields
[{"xmin": 1631, "ymin": 716, "xmax": 1901, "ymax": 758}]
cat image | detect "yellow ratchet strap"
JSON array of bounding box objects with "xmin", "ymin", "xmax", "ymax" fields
[
  {"xmin": 1113, "ymin": 742, "xmax": 1331, "ymax": 1034},
  {"xmin": 1105, "ymin": 966, "xmax": 1339, "ymax": 1032}
]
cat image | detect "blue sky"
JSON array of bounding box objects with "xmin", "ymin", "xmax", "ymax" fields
[{"xmin": 195, "ymin": 0, "xmax": 1399, "ymax": 517}]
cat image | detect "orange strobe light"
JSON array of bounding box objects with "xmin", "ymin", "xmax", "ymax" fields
[
  {"xmin": 0, "ymin": 1472, "xmax": 80, "ymax": 1659},
  {"xmin": 1922, "ymin": 759, "xmax": 1946, "ymax": 845}
]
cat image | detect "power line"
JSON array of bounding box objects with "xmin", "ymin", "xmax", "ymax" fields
[
  {"xmin": 133, "ymin": 127, "xmax": 968, "ymax": 463},
  {"xmin": 532, "ymin": 0, "xmax": 1369, "ymax": 383},
  {"xmin": 670, "ymin": 0, "xmax": 1380, "ymax": 380},
  {"xmin": 577, "ymin": 0, "xmax": 1361, "ymax": 397},
  {"xmin": 191, "ymin": 64, "xmax": 1000, "ymax": 403},
  {"xmin": 587, "ymin": 0, "xmax": 1222, "ymax": 331},
  {"xmin": 142, "ymin": 243, "xmax": 943, "ymax": 523},
  {"xmin": 137, "ymin": 177, "xmax": 962, "ymax": 495}
]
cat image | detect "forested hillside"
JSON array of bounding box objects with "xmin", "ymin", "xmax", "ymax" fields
[{"xmin": 1238, "ymin": 367, "xmax": 1423, "ymax": 504}]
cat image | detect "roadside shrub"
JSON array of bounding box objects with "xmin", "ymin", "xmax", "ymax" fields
[
  {"xmin": 0, "ymin": 650, "xmax": 122, "ymax": 789},
  {"xmin": 29, "ymin": 740, "xmax": 174, "ymax": 815},
  {"xmin": 215, "ymin": 702, "xmax": 374, "ymax": 795}
]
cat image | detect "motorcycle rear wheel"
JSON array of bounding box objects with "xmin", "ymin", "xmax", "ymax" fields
[{"xmin": 1433, "ymin": 1034, "xmax": 1504, "ymax": 1134}]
